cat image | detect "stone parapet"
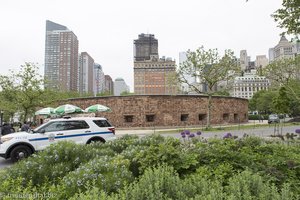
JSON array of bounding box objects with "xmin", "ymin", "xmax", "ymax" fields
[{"xmin": 66, "ymin": 95, "xmax": 248, "ymax": 128}]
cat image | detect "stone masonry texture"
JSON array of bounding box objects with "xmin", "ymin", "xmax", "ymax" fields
[{"xmin": 65, "ymin": 95, "xmax": 248, "ymax": 128}]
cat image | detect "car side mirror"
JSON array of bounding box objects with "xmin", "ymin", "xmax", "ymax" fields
[{"xmin": 40, "ymin": 129, "xmax": 46, "ymax": 134}]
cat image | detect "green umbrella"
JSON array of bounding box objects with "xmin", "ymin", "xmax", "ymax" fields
[
  {"xmin": 54, "ymin": 104, "xmax": 83, "ymax": 115},
  {"xmin": 84, "ymin": 104, "xmax": 111, "ymax": 113},
  {"xmin": 35, "ymin": 107, "xmax": 55, "ymax": 115}
]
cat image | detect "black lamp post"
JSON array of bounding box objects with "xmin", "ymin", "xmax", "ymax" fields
[{"xmin": 0, "ymin": 111, "xmax": 3, "ymax": 126}]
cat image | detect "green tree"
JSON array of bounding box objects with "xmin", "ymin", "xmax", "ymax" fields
[
  {"xmin": 272, "ymin": 0, "xmax": 300, "ymax": 35},
  {"xmin": 177, "ymin": 46, "xmax": 239, "ymax": 128},
  {"xmin": 263, "ymin": 56, "xmax": 300, "ymax": 101},
  {"xmin": 0, "ymin": 76, "xmax": 18, "ymax": 122},
  {"xmin": 273, "ymin": 86, "xmax": 291, "ymax": 115},
  {"xmin": 249, "ymin": 90, "xmax": 276, "ymax": 114},
  {"xmin": 0, "ymin": 63, "xmax": 55, "ymax": 122}
]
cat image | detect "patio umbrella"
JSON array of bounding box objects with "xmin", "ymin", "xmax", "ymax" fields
[
  {"xmin": 35, "ymin": 107, "xmax": 55, "ymax": 115},
  {"xmin": 54, "ymin": 104, "xmax": 83, "ymax": 115},
  {"xmin": 84, "ymin": 104, "xmax": 111, "ymax": 113}
]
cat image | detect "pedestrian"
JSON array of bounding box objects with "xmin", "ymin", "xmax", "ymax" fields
[
  {"xmin": 21, "ymin": 121, "xmax": 30, "ymax": 132},
  {"xmin": 9, "ymin": 123, "xmax": 15, "ymax": 133},
  {"xmin": 259, "ymin": 115, "xmax": 264, "ymax": 123},
  {"xmin": 1, "ymin": 123, "xmax": 13, "ymax": 135}
]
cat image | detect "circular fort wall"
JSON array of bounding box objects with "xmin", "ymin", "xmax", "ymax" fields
[{"xmin": 66, "ymin": 95, "xmax": 248, "ymax": 128}]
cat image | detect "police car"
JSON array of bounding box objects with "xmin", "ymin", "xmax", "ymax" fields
[{"xmin": 0, "ymin": 117, "xmax": 116, "ymax": 162}]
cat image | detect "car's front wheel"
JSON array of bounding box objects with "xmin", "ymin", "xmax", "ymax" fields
[{"xmin": 10, "ymin": 145, "xmax": 32, "ymax": 162}]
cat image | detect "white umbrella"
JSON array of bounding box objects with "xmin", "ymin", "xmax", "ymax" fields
[
  {"xmin": 84, "ymin": 104, "xmax": 111, "ymax": 113},
  {"xmin": 35, "ymin": 107, "xmax": 55, "ymax": 115},
  {"xmin": 54, "ymin": 104, "xmax": 83, "ymax": 115}
]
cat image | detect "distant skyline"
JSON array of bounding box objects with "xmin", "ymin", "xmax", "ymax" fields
[{"xmin": 0, "ymin": 0, "xmax": 286, "ymax": 91}]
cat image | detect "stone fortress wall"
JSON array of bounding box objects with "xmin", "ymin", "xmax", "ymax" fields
[{"xmin": 67, "ymin": 95, "xmax": 248, "ymax": 128}]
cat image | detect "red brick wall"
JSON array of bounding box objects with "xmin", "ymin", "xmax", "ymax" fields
[{"xmin": 66, "ymin": 95, "xmax": 248, "ymax": 128}]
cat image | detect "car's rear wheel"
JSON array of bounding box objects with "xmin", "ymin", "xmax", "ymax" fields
[
  {"xmin": 10, "ymin": 145, "xmax": 32, "ymax": 162},
  {"xmin": 86, "ymin": 137, "xmax": 105, "ymax": 144}
]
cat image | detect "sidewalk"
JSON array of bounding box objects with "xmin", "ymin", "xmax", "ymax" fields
[{"xmin": 116, "ymin": 120, "xmax": 269, "ymax": 136}]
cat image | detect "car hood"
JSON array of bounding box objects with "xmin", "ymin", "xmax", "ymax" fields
[{"xmin": 1, "ymin": 131, "xmax": 30, "ymax": 138}]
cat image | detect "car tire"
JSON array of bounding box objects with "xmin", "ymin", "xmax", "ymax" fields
[
  {"xmin": 10, "ymin": 145, "xmax": 32, "ymax": 162},
  {"xmin": 87, "ymin": 137, "xmax": 105, "ymax": 144}
]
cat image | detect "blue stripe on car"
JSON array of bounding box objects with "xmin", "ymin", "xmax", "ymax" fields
[{"xmin": 28, "ymin": 131, "xmax": 113, "ymax": 142}]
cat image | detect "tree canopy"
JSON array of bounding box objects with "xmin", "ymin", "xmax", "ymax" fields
[
  {"xmin": 263, "ymin": 56, "xmax": 300, "ymax": 101},
  {"xmin": 177, "ymin": 46, "xmax": 239, "ymax": 128},
  {"xmin": 272, "ymin": 0, "xmax": 300, "ymax": 36},
  {"xmin": 0, "ymin": 63, "xmax": 62, "ymax": 122}
]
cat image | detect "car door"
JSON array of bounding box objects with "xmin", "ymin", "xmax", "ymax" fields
[
  {"xmin": 29, "ymin": 121, "xmax": 67, "ymax": 150},
  {"xmin": 55, "ymin": 120, "xmax": 90, "ymax": 144}
]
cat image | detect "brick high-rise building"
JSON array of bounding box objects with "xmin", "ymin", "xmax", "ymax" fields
[
  {"xmin": 134, "ymin": 57, "xmax": 178, "ymax": 95},
  {"xmin": 44, "ymin": 20, "xmax": 79, "ymax": 91},
  {"xmin": 133, "ymin": 33, "xmax": 178, "ymax": 95}
]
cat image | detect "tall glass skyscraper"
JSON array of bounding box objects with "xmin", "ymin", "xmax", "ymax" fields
[{"xmin": 44, "ymin": 20, "xmax": 79, "ymax": 91}]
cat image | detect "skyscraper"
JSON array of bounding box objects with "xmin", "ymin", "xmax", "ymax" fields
[
  {"xmin": 239, "ymin": 50, "xmax": 248, "ymax": 71},
  {"xmin": 93, "ymin": 63, "xmax": 105, "ymax": 95},
  {"xmin": 104, "ymin": 75, "xmax": 114, "ymax": 95},
  {"xmin": 134, "ymin": 33, "xmax": 158, "ymax": 61},
  {"xmin": 44, "ymin": 20, "xmax": 79, "ymax": 91},
  {"xmin": 272, "ymin": 35, "xmax": 294, "ymax": 61},
  {"xmin": 114, "ymin": 78, "xmax": 129, "ymax": 96},
  {"xmin": 255, "ymin": 55, "xmax": 268, "ymax": 69},
  {"xmin": 78, "ymin": 52, "xmax": 94, "ymax": 94},
  {"xmin": 133, "ymin": 33, "xmax": 178, "ymax": 95}
]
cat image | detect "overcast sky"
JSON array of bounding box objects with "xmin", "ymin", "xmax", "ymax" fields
[{"xmin": 0, "ymin": 0, "xmax": 284, "ymax": 91}]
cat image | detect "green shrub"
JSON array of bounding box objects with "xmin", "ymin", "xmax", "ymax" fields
[
  {"xmin": 133, "ymin": 137, "xmax": 199, "ymax": 176},
  {"xmin": 225, "ymin": 170, "xmax": 296, "ymax": 200},
  {"xmin": 114, "ymin": 165, "xmax": 186, "ymax": 200},
  {"xmin": 137, "ymin": 134, "xmax": 166, "ymax": 146},
  {"xmin": 108, "ymin": 134, "xmax": 139, "ymax": 153},
  {"xmin": 59, "ymin": 155, "xmax": 133, "ymax": 199},
  {"xmin": 1, "ymin": 136, "xmax": 300, "ymax": 199},
  {"xmin": 0, "ymin": 141, "xmax": 115, "ymax": 189},
  {"xmin": 70, "ymin": 187, "xmax": 113, "ymax": 200}
]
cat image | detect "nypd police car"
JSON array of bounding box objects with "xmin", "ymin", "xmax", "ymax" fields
[{"xmin": 0, "ymin": 117, "xmax": 116, "ymax": 162}]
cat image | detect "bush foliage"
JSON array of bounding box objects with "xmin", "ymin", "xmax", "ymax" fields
[{"xmin": 0, "ymin": 134, "xmax": 299, "ymax": 199}]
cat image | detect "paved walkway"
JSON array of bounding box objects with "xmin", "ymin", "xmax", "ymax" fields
[{"xmin": 116, "ymin": 120, "xmax": 269, "ymax": 136}]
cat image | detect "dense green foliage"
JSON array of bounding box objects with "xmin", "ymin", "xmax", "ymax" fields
[
  {"xmin": 249, "ymin": 90, "xmax": 277, "ymax": 114},
  {"xmin": 0, "ymin": 63, "xmax": 46, "ymax": 121},
  {"xmin": 0, "ymin": 135, "xmax": 300, "ymax": 199},
  {"xmin": 0, "ymin": 63, "xmax": 98, "ymax": 122},
  {"xmin": 272, "ymin": 0, "xmax": 300, "ymax": 35}
]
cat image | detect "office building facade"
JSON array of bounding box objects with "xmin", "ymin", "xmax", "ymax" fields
[
  {"xmin": 104, "ymin": 75, "xmax": 114, "ymax": 95},
  {"xmin": 44, "ymin": 20, "xmax": 79, "ymax": 91},
  {"xmin": 78, "ymin": 52, "xmax": 94, "ymax": 94},
  {"xmin": 133, "ymin": 33, "xmax": 178, "ymax": 95},
  {"xmin": 269, "ymin": 35, "xmax": 300, "ymax": 62},
  {"xmin": 233, "ymin": 70, "xmax": 270, "ymax": 99},
  {"xmin": 93, "ymin": 63, "xmax": 105, "ymax": 95}
]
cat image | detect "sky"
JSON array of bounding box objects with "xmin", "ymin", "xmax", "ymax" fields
[{"xmin": 0, "ymin": 0, "xmax": 285, "ymax": 91}]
